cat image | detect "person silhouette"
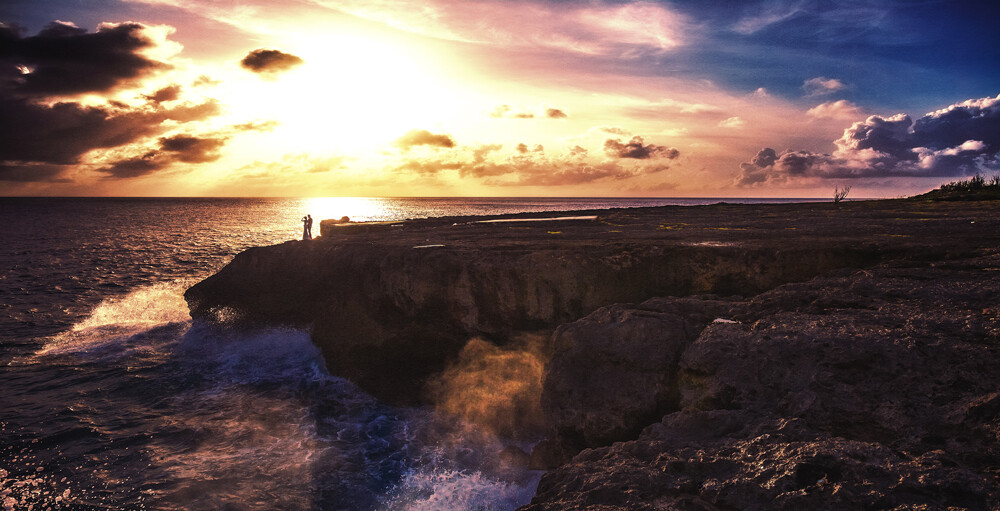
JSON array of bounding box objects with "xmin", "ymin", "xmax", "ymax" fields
[{"xmin": 302, "ymin": 214, "xmax": 312, "ymax": 240}]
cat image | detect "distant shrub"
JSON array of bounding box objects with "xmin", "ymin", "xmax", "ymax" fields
[
  {"xmin": 833, "ymin": 185, "xmax": 851, "ymax": 203},
  {"xmin": 939, "ymin": 174, "xmax": 1000, "ymax": 193}
]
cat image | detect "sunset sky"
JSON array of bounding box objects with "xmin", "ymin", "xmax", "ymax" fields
[{"xmin": 2, "ymin": 0, "xmax": 998, "ymax": 197}]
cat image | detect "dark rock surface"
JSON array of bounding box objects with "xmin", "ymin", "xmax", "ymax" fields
[
  {"xmin": 542, "ymin": 296, "xmax": 732, "ymax": 450},
  {"xmin": 522, "ymin": 254, "xmax": 1000, "ymax": 510}
]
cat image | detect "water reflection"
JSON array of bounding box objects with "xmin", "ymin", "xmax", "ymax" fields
[{"xmin": 303, "ymin": 197, "xmax": 391, "ymax": 223}]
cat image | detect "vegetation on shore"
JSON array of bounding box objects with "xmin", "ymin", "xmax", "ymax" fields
[{"xmin": 911, "ymin": 174, "xmax": 1000, "ymax": 200}]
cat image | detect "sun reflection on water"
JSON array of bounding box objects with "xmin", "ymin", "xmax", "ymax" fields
[{"xmin": 302, "ymin": 197, "xmax": 392, "ymax": 223}]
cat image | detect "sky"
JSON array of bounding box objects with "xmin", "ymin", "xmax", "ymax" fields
[{"xmin": 1, "ymin": 0, "xmax": 998, "ymax": 198}]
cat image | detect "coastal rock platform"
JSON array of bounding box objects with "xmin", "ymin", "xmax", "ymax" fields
[{"xmin": 185, "ymin": 199, "xmax": 1000, "ymax": 509}]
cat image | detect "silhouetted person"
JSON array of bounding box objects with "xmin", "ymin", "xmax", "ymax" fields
[{"xmin": 302, "ymin": 214, "xmax": 313, "ymax": 240}]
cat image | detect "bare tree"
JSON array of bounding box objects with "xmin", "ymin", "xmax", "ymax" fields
[{"xmin": 833, "ymin": 185, "xmax": 851, "ymax": 203}]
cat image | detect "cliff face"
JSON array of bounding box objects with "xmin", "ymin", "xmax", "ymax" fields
[
  {"xmin": 523, "ymin": 255, "xmax": 1000, "ymax": 510},
  {"xmin": 185, "ymin": 224, "xmax": 885, "ymax": 403},
  {"xmin": 185, "ymin": 201, "xmax": 1000, "ymax": 405}
]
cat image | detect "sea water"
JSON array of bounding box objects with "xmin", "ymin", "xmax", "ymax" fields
[{"xmin": 0, "ymin": 197, "xmax": 815, "ymax": 510}]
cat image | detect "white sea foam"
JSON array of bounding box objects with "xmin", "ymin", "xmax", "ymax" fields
[
  {"xmin": 381, "ymin": 466, "xmax": 541, "ymax": 511},
  {"xmin": 36, "ymin": 280, "xmax": 193, "ymax": 358}
]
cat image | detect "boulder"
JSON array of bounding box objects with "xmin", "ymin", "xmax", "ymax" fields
[{"xmin": 540, "ymin": 297, "xmax": 733, "ymax": 451}]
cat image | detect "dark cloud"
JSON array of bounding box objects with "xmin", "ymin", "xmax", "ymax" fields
[
  {"xmin": 144, "ymin": 84, "xmax": 181, "ymax": 103},
  {"xmin": 97, "ymin": 134, "xmax": 228, "ymax": 178},
  {"xmin": 545, "ymin": 108, "xmax": 567, "ymax": 118},
  {"xmin": 0, "ymin": 96, "xmax": 220, "ymax": 167},
  {"xmin": 240, "ymin": 48, "xmax": 304, "ymax": 75},
  {"xmin": 0, "ymin": 163, "xmax": 70, "ymax": 182},
  {"xmin": 394, "ymin": 129, "xmax": 456, "ymax": 149},
  {"xmin": 159, "ymin": 134, "xmax": 227, "ymax": 163},
  {"xmin": 736, "ymin": 94, "xmax": 1000, "ymax": 185},
  {"xmin": 99, "ymin": 152, "xmax": 166, "ymax": 178},
  {"xmin": 0, "ymin": 21, "xmax": 171, "ymax": 97},
  {"xmin": 603, "ymin": 136, "xmax": 680, "ymax": 159},
  {"xmin": 516, "ymin": 143, "xmax": 529, "ymax": 154},
  {"xmin": 0, "ymin": 20, "xmax": 225, "ymax": 182}
]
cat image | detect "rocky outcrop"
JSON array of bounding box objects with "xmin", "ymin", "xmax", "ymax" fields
[
  {"xmin": 185, "ymin": 209, "xmax": 898, "ymax": 404},
  {"xmin": 522, "ymin": 254, "xmax": 1000, "ymax": 510},
  {"xmin": 541, "ymin": 296, "xmax": 732, "ymax": 450}
]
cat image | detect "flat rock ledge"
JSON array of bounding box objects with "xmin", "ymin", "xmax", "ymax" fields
[{"xmin": 185, "ymin": 200, "xmax": 1000, "ymax": 509}]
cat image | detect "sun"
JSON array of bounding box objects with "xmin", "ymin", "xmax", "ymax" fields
[{"xmin": 217, "ymin": 31, "xmax": 470, "ymax": 157}]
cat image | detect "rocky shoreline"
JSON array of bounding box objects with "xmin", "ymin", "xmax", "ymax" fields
[{"xmin": 185, "ymin": 199, "xmax": 1000, "ymax": 510}]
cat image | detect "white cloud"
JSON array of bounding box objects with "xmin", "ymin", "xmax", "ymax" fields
[
  {"xmin": 806, "ymin": 100, "xmax": 864, "ymax": 120},
  {"xmin": 803, "ymin": 76, "xmax": 847, "ymax": 96},
  {"xmin": 718, "ymin": 116, "xmax": 747, "ymax": 129}
]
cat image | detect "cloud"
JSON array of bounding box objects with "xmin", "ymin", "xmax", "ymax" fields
[
  {"xmin": 732, "ymin": 4, "xmax": 804, "ymax": 35},
  {"xmin": 0, "ymin": 21, "xmax": 173, "ymax": 97},
  {"xmin": 144, "ymin": 84, "xmax": 182, "ymax": 103},
  {"xmin": 718, "ymin": 116, "xmax": 747, "ymax": 129},
  {"xmin": 0, "ymin": 163, "xmax": 70, "ymax": 182},
  {"xmin": 387, "ymin": 144, "xmax": 672, "ymax": 187},
  {"xmin": 158, "ymin": 134, "xmax": 227, "ymax": 163},
  {"xmin": 97, "ymin": 133, "xmax": 228, "ymax": 178},
  {"xmin": 515, "ymin": 143, "xmax": 544, "ymax": 154},
  {"xmin": 335, "ymin": 0, "xmax": 687, "ymax": 57},
  {"xmin": 603, "ymin": 136, "xmax": 680, "ymax": 159},
  {"xmin": 546, "ymin": 108, "xmax": 568, "ymax": 119},
  {"xmin": 240, "ymin": 48, "xmax": 304, "ymax": 75},
  {"xmin": 491, "ymin": 105, "xmax": 567, "ymax": 119},
  {"xmin": 232, "ymin": 120, "xmax": 280, "ymax": 131},
  {"xmin": 806, "ymin": 99, "xmax": 864, "ymax": 120},
  {"xmin": 736, "ymin": 93, "xmax": 1000, "ymax": 185},
  {"xmin": 0, "ymin": 20, "xmax": 224, "ymax": 182},
  {"xmin": 597, "ymin": 126, "xmax": 631, "ymax": 136},
  {"xmin": 0, "ymin": 96, "xmax": 221, "ymax": 180},
  {"xmin": 394, "ymin": 129, "xmax": 456, "ymax": 149},
  {"xmin": 803, "ymin": 76, "xmax": 847, "ymax": 97}
]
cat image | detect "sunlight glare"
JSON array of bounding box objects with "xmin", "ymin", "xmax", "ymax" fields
[
  {"xmin": 304, "ymin": 197, "xmax": 392, "ymax": 222},
  {"xmin": 222, "ymin": 32, "xmax": 464, "ymax": 156}
]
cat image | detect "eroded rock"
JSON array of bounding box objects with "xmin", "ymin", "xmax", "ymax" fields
[
  {"xmin": 541, "ymin": 297, "xmax": 733, "ymax": 451},
  {"xmin": 523, "ymin": 254, "xmax": 1000, "ymax": 510}
]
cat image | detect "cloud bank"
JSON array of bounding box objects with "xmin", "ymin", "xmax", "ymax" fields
[{"xmin": 737, "ymin": 94, "xmax": 1000, "ymax": 185}]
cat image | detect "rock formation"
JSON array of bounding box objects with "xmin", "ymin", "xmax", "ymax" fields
[
  {"xmin": 523, "ymin": 255, "xmax": 1000, "ymax": 510},
  {"xmin": 185, "ymin": 200, "xmax": 1000, "ymax": 509}
]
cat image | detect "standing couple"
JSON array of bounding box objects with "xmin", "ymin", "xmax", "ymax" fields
[{"xmin": 301, "ymin": 214, "xmax": 313, "ymax": 240}]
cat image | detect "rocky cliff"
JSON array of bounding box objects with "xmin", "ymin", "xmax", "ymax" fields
[{"xmin": 185, "ymin": 200, "xmax": 1000, "ymax": 509}]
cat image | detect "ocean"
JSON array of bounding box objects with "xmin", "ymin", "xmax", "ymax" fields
[{"xmin": 1, "ymin": 196, "xmax": 816, "ymax": 510}]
